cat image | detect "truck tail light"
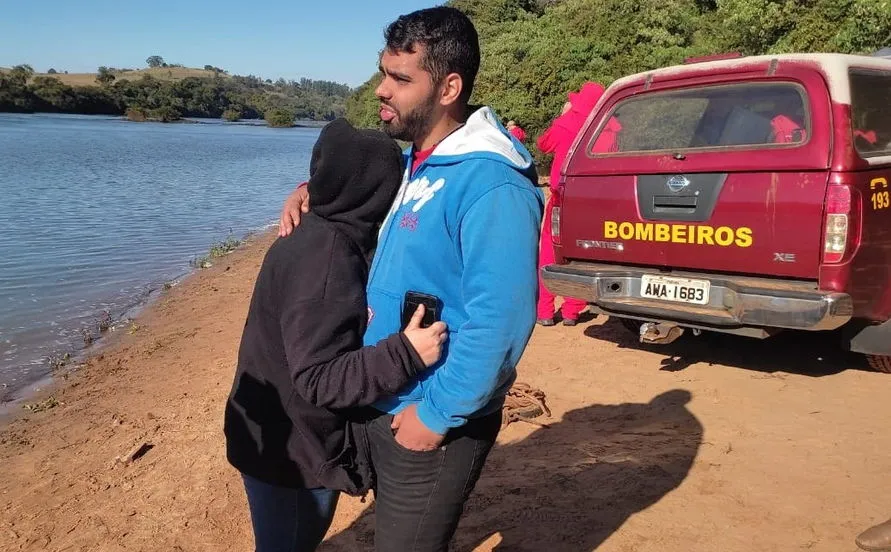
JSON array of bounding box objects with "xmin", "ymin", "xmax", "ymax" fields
[
  {"xmin": 550, "ymin": 181, "xmax": 564, "ymax": 245},
  {"xmin": 823, "ymin": 185, "xmax": 852, "ymax": 264}
]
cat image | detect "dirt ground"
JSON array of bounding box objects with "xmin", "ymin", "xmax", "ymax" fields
[{"xmin": 2, "ymin": 229, "xmax": 889, "ymax": 552}]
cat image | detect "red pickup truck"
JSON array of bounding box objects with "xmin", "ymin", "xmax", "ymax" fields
[{"xmin": 541, "ymin": 53, "xmax": 891, "ymax": 371}]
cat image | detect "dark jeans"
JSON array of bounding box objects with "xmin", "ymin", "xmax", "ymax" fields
[
  {"xmin": 367, "ymin": 408, "xmax": 502, "ymax": 552},
  {"xmin": 241, "ymin": 473, "xmax": 340, "ymax": 552}
]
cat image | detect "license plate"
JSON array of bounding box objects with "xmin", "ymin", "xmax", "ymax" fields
[{"xmin": 640, "ymin": 275, "xmax": 710, "ymax": 305}]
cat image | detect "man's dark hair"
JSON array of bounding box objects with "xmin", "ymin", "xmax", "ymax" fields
[{"xmin": 384, "ymin": 7, "xmax": 480, "ymax": 104}]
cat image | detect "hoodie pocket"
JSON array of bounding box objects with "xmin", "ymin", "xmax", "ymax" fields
[{"xmin": 316, "ymin": 421, "xmax": 373, "ymax": 496}]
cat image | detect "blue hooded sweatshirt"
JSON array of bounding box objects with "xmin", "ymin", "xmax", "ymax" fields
[{"xmin": 363, "ymin": 106, "xmax": 544, "ymax": 435}]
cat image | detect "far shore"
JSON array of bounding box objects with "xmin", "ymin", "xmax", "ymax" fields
[{"xmin": 0, "ymin": 111, "xmax": 332, "ymax": 128}]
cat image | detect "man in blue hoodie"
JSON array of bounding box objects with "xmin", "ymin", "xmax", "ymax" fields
[{"xmin": 280, "ymin": 7, "xmax": 543, "ymax": 550}]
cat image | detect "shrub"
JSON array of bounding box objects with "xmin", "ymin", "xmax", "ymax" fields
[{"xmin": 265, "ymin": 108, "xmax": 295, "ymax": 128}]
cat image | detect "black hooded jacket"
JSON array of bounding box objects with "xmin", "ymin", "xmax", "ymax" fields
[{"xmin": 223, "ymin": 119, "xmax": 417, "ymax": 493}]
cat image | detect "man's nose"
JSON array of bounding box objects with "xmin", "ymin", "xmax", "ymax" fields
[{"xmin": 375, "ymin": 80, "xmax": 390, "ymax": 100}]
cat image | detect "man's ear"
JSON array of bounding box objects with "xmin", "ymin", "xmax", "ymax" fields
[{"xmin": 439, "ymin": 73, "xmax": 463, "ymax": 107}]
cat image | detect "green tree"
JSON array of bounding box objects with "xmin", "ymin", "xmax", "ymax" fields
[
  {"xmin": 30, "ymin": 76, "xmax": 76, "ymax": 111},
  {"xmin": 0, "ymin": 71, "xmax": 34, "ymax": 112},
  {"xmin": 151, "ymin": 105, "xmax": 181, "ymax": 122},
  {"xmin": 772, "ymin": 0, "xmax": 891, "ymax": 53},
  {"xmin": 126, "ymin": 107, "xmax": 148, "ymax": 122},
  {"xmin": 711, "ymin": 0, "xmax": 799, "ymax": 54},
  {"xmin": 344, "ymin": 73, "xmax": 384, "ymax": 128},
  {"xmin": 222, "ymin": 108, "xmax": 241, "ymax": 121},
  {"xmin": 449, "ymin": 0, "xmax": 542, "ymax": 27},
  {"xmin": 96, "ymin": 66, "xmax": 116, "ymax": 86},
  {"xmin": 47, "ymin": 68, "xmax": 57, "ymax": 74},
  {"xmin": 265, "ymin": 108, "xmax": 295, "ymax": 127},
  {"xmin": 8, "ymin": 64, "xmax": 35, "ymax": 85},
  {"xmin": 146, "ymin": 55, "xmax": 165, "ymax": 68}
]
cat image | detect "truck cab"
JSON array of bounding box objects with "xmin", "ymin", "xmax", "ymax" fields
[{"xmin": 541, "ymin": 53, "xmax": 891, "ymax": 370}]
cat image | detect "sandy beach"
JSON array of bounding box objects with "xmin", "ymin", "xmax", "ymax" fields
[{"xmin": 2, "ymin": 228, "xmax": 890, "ymax": 552}]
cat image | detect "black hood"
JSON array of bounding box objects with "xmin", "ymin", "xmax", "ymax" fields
[{"xmin": 308, "ymin": 118, "xmax": 404, "ymax": 254}]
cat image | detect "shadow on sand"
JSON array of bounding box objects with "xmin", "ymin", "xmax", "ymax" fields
[
  {"xmin": 320, "ymin": 389, "xmax": 703, "ymax": 551},
  {"xmin": 583, "ymin": 317, "xmax": 868, "ymax": 377}
]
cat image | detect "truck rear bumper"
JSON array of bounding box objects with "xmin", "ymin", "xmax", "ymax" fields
[{"xmin": 541, "ymin": 262, "xmax": 853, "ymax": 331}]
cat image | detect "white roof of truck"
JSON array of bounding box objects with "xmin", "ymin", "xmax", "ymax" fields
[{"xmin": 609, "ymin": 53, "xmax": 891, "ymax": 104}]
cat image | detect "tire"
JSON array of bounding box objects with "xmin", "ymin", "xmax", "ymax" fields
[{"xmin": 866, "ymin": 355, "xmax": 891, "ymax": 373}]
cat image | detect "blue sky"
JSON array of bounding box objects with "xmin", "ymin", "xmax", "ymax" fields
[{"xmin": 0, "ymin": 0, "xmax": 441, "ymax": 86}]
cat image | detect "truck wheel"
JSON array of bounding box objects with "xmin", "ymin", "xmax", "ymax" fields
[{"xmin": 867, "ymin": 355, "xmax": 891, "ymax": 373}]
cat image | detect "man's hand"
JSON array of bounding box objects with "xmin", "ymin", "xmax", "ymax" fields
[
  {"xmin": 391, "ymin": 404, "xmax": 444, "ymax": 452},
  {"xmin": 279, "ymin": 183, "xmax": 310, "ymax": 237}
]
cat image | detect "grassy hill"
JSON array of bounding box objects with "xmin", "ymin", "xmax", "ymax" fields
[{"xmin": 31, "ymin": 67, "xmax": 224, "ymax": 87}]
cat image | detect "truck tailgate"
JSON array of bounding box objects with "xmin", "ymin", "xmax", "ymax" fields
[{"xmin": 560, "ymin": 171, "xmax": 829, "ymax": 279}]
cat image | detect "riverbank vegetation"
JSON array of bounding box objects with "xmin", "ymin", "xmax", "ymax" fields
[{"xmin": 0, "ymin": 58, "xmax": 351, "ymax": 123}]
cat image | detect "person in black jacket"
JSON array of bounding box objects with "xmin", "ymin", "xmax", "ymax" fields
[{"xmin": 223, "ymin": 118, "xmax": 447, "ymax": 552}]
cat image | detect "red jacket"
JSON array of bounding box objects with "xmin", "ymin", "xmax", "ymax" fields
[
  {"xmin": 537, "ymin": 82, "xmax": 618, "ymax": 191},
  {"xmin": 509, "ymin": 125, "xmax": 526, "ymax": 142}
]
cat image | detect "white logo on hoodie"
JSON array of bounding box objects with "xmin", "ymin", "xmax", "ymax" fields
[
  {"xmin": 402, "ymin": 176, "xmax": 446, "ymax": 213},
  {"xmin": 378, "ymin": 106, "xmax": 532, "ymax": 236}
]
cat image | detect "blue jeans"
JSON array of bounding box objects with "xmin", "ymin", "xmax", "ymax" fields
[{"xmin": 241, "ymin": 473, "xmax": 340, "ymax": 552}]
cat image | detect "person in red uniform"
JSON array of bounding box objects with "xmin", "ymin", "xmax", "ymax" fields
[
  {"xmin": 535, "ymin": 82, "xmax": 620, "ymax": 326},
  {"xmin": 506, "ymin": 120, "xmax": 526, "ymax": 142}
]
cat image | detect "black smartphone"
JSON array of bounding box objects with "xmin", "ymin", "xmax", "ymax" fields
[{"xmin": 400, "ymin": 291, "xmax": 442, "ymax": 331}]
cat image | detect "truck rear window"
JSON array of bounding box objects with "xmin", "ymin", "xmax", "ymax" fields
[
  {"xmin": 587, "ymin": 82, "xmax": 810, "ymax": 156},
  {"xmin": 850, "ymin": 71, "xmax": 891, "ymax": 158}
]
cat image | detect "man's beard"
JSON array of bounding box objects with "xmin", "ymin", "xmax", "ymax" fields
[{"xmin": 381, "ymin": 92, "xmax": 438, "ymax": 143}]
